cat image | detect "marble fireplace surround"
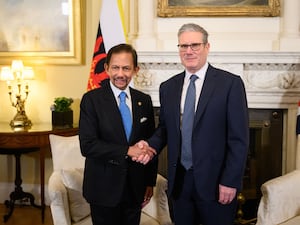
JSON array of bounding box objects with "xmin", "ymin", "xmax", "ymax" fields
[{"xmin": 135, "ymin": 51, "xmax": 300, "ymax": 174}]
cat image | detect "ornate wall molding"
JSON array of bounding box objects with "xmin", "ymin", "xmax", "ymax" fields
[
  {"xmin": 244, "ymin": 63, "xmax": 300, "ymax": 90},
  {"xmin": 136, "ymin": 52, "xmax": 300, "ymax": 107}
]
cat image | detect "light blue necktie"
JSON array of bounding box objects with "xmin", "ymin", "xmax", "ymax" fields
[
  {"xmin": 181, "ymin": 75, "xmax": 198, "ymax": 170},
  {"xmin": 119, "ymin": 91, "xmax": 132, "ymax": 141}
]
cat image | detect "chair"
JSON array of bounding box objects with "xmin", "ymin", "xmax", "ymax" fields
[
  {"xmin": 256, "ymin": 170, "xmax": 300, "ymax": 225},
  {"xmin": 47, "ymin": 134, "xmax": 173, "ymax": 225}
]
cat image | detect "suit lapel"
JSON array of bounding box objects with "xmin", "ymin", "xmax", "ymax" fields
[
  {"xmin": 130, "ymin": 89, "xmax": 139, "ymax": 143},
  {"xmin": 194, "ymin": 65, "xmax": 217, "ymax": 125},
  {"xmin": 172, "ymin": 73, "xmax": 185, "ymax": 132},
  {"xmin": 130, "ymin": 88, "xmax": 148, "ymax": 143}
]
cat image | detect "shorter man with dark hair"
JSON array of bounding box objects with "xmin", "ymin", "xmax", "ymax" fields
[{"xmin": 79, "ymin": 43, "xmax": 157, "ymax": 225}]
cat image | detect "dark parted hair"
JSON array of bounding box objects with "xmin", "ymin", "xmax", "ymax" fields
[{"xmin": 105, "ymin": 43, "xmax": 138, "ymax": 68}]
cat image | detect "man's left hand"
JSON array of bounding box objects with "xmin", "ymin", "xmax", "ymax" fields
[{"xmin": 218, "ymin": 184, "xmax": 237, "ymax": 205}]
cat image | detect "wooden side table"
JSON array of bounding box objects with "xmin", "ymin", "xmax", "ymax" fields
[{"xmin": 0, "ymin": 123, "xmax": 78, "ymax": 223}]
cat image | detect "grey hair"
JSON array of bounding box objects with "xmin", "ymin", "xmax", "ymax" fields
[{"xmin": 177, "ymin": 23, "xmax": 209, "ymax": 43}]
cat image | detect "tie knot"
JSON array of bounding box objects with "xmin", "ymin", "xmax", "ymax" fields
[
  {"xmin": 190, "ymin": 74, "xmax": 198, "ymax": 83},
  {"xmin": 119, "ymin": 91, "xmax": 127, "ymax": 102}
]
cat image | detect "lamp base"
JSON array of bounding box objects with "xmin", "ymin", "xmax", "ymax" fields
[{"xmin": 10, "ymin": 112, "xmax": 32, "ymax": 129}]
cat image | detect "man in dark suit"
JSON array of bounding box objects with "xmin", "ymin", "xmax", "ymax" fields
[
  {"xmin": 136, "ymin": 23, "xmax": 249, "ymax": 225},
  {"xmin": 79, "ymin": 44, "xmax": 157, "ymax": 225}
]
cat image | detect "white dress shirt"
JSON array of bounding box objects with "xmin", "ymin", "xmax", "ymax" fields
[
  {"xmin": 110, "ymin": 81, "xmax": 133, "ymax": 117},
  {"xmin": 180, "ymin": 62, "xmax": 209, "ymax": 117}
]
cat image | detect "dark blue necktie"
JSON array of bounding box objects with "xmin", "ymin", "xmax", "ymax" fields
[
  {"xmin": 181, "ymin": 75, "xmax": 198, "ymax": 170},
  {"xmin": 119, "ymin": 91, "xmax": 132, "ymax": 141}
]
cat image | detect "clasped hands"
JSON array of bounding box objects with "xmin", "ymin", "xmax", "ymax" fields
[{"xmin": 127, "ymin": 140, "xmax": 156, "ymax": 165}]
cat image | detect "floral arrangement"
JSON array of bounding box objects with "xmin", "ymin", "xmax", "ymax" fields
[{"xmin": 50, "ymin": 97, "xmax": 73, "ymax": 112}]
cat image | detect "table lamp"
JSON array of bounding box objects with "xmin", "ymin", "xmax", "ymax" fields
[{"xmin": 0, "ymin": 60, "xmax": 34, "ymax": 129}]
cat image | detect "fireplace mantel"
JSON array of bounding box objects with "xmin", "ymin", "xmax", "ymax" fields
[
  {"xmin": 135, "ymin": 51, "xmax": 300, "ymax": 174},
  {"xmin": 138, "ymin": 51, "xmax": 300, "ymax": 64}
]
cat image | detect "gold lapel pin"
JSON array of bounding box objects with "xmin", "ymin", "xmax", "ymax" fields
[{"xmin": 138, "ymin": 101, "xmax": 142, "ymax": 106}]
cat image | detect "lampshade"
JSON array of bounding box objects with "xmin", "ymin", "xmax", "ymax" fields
[
  {"xmin": 0, "ymin": 67, "xmax": 14, "ymax": 81},
  {"xmin": 0, "ymin": 61, "xmax": 34, "ymax": 81},
  {"xmin": 11, "ymin": 60, "xmax": 24, "ymax": 73}
]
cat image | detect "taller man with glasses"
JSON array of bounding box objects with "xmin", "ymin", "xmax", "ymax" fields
[{"xmin": 135, "ymin": 23, "xmax": 249, "ymax": 225}]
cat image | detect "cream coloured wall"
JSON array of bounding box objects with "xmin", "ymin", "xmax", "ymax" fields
[{"xmin": 130, "ymin": 0, "xmax": 300, "ymax": 52}]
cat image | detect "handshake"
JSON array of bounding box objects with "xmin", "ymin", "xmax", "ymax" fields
[{"xmin": 127, "ymin": 140, "xmax": 157, "ymax": 165}]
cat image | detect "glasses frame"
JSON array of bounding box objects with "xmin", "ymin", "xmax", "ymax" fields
[{"xmin": 177, "ymin": 43, "xmax": 206, "ymax": 51}]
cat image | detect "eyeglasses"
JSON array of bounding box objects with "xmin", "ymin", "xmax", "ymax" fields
[{"xmin": 177, "ymin": 43, "xmax": 206, "ymax": 51}]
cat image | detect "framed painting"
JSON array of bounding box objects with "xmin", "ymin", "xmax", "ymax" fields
[
  {"xmin": 158, "ymin": 0, "xmax": 280, "ymax": 17},
  {"xmin": 0, "ymin": 0, "xmax": 84, "ymax": 65}
]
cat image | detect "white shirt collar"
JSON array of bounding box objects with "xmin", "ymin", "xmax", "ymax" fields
[
  {"xmin": 109, "ymin": 81, "xmax": 131, "ymax": 99},
  {"xmin": 185, "ymin": 62, "xmax": 209, "ymax": 81}
]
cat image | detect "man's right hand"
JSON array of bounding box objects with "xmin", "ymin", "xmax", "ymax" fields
[{"xmin": 128, "ymin": 140, "xmax": 157, "ymax": 165}]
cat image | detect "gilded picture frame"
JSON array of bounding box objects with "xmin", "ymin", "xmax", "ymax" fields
[
  {"xmin": 0, "ymin": 0, "xmax": 84, "ymax": 65},
  {"xmin": 158, "ymin": 0, "xmax": 280, "ymax": 17}
]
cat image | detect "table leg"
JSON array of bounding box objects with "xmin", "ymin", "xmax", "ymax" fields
[
  {"xmin": 3, "ymin": 153, "xmax": 42, "ymax": 223},
  {"xmin": 40, "ymin": 147, "xmax": 46, "ymax": 223}
]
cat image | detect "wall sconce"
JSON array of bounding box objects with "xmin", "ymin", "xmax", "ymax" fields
[{"xmin": 0, "ymin": 60, "xmax": 34, "ymax": 129}]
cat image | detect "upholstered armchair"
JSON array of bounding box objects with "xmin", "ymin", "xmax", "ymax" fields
[
  {"xmin": 256, "ymin": 170, "xmax": 300, "ymax": 225},
  {"xmin": 48, "ymin": 134, "xmax": 172, "ymax": 225}
]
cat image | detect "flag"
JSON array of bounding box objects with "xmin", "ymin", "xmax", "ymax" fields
[
  {"xmin": 297, "ymin": 101, "xmax": 300, "ymax": 134},
  {"xmin": 87, "ymin": 0, "xmax": 126, "ymax": 91}
]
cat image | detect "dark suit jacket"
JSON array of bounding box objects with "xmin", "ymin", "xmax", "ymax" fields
[
  {"xmin": 148, "ymin": 64, "xmax": 249, "ymax": 200},
  {"xmin": 79, "ymin": 79, "xmax": 157, "ymax": 207}
]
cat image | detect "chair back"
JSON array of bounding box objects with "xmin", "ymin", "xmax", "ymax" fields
[{"xmin": 49, "ymin": 134, "xmax": 85, "ymax": 171}]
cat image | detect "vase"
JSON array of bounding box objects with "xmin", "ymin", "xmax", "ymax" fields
[{"xmin": 52, "ymin": 110, "xmax": 73, "ymax": 128}]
